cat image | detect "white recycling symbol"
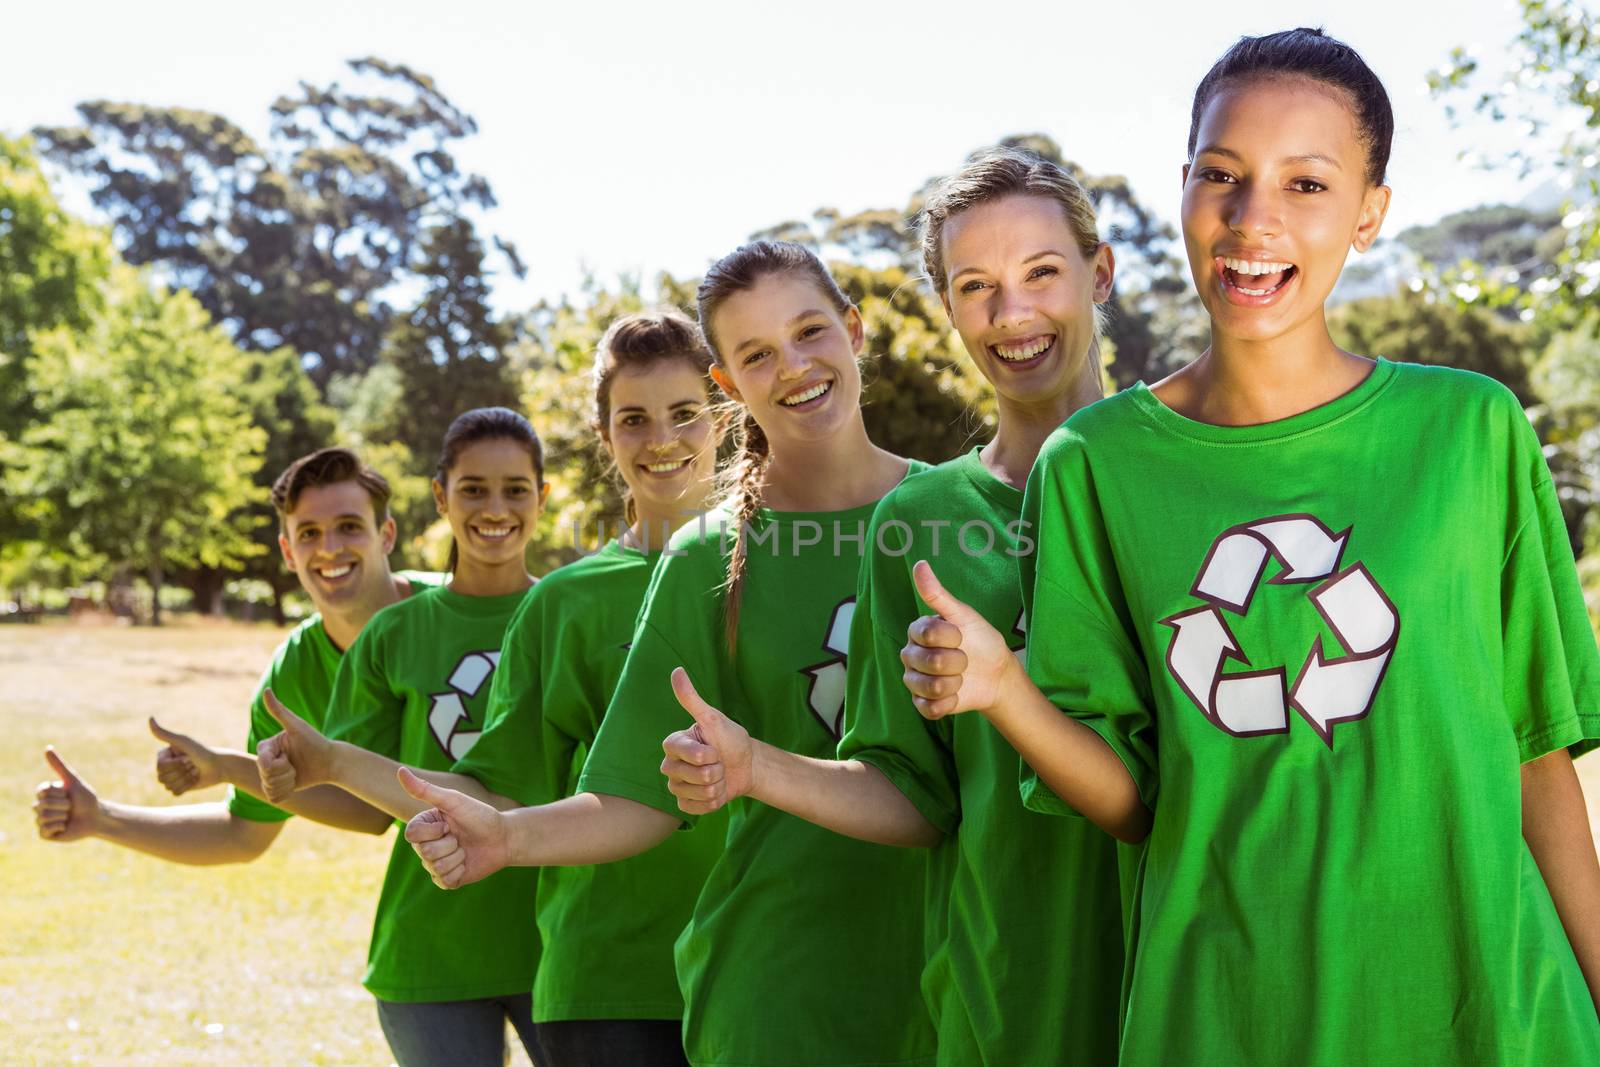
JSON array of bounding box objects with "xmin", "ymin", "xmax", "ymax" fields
[
  {"xmin": 802, "ymin": 598, "xmax": 855, "ymax": 738},
  {"xmin": 1160, "ymin": 513, "xmax": 1399, "ymax": 747},
  {"xmin": 427, "ymin": 650, "xmax": 501, "ymax": 760}
]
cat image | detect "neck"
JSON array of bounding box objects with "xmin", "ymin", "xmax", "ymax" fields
[
  {"xmin": 320, "ymin": 572, "xmax": 408, "ymax": 651},
  {"xmin": 1168, "ymin": 313, "xmax": 1370, "ymax": 426},
  {"xmin": 982, "ymin": 354, "xmax": 1105, "ymax": 490},
  {"xmin": 761, "ymin": 414, "xmax": 906, "ymax": 512},
  {"xmin": 449, "ymin": 555, "xmax": 534, "ymax": 597}
]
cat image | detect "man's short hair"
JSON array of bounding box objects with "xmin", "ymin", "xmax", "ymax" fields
[{"xmin": 271, "ymin": 447, "xmax": 392, "ymax": 529}]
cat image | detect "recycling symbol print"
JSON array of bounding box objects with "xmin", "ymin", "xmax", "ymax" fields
[{"xmin": 1160, "ymin": 513, "xmax": 1399, "ymax": 747}]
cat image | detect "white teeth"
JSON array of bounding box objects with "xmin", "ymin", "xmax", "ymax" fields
[
  {"xmin": 1222, "ymin": 256, "xmax": 1294, "ymax": 275},
  {"xmin": 475, "ymin": 526, "xmax": 514, "ymax": 539},
  {"xmin": 993, "ymin": 336, "xmax": 1053, "ymax": 363},
  {"xmin": 318, "ymin": 564, "xmax": 353, "ymax": 579},
  {"xmin": 780, "ymin": 382, "xmax": 830, "ymax": 407},
  {"xmin": 645, "ymin": 460, "xmax": 687, "ymax": 473}
]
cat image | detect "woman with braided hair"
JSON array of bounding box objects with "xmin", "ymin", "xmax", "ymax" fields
[{"xmin": 399, "ymin": 241, "xmax": 936, "ymax": 1066}]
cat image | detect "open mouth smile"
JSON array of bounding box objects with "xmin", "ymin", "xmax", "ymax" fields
[
  {"xmin": 314, "ymin": 561, "xmax": 355, "ymax": 582},
  {"xmin": 1216, "ymin": 255, "xmax": 1299, "ymax": 305},
  {"xmin": 779, "ymin": 380, "xmax": 832, "ymax": 410},
  {"xmin": 472, "ymin": 524, "xmax": 518, "ymax": 542},
  {"xmin": 989, "ymin": 334, "xmax": 1057, "ymax": 369},
  {"xmin": 640, "ymin": 458, "xmax": 690, "ymax": 477}
]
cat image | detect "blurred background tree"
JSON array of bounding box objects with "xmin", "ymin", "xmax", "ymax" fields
[{"xmin": 4, "ymin": 266, "xmax": 266, "ymax": 624}]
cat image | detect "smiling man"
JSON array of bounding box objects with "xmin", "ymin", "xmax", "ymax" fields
[{"xmin": 33, "ymin": 447, "xmax": 437, "ymax": 862}]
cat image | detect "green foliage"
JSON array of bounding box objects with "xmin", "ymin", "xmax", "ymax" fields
[
  {"xmin": 3, "ymin": 267, "xmax": 267, "ymax": 623},
  {"xmin": 0, "ymin": 136, "xmax": 112, "ymax": 547},
  {"xmin": 368, "ymin": 217, "xmax": 520, "ymax": 462},
  {"xmin": 1327, "ymin": 290, "xmax": 1538, "ymax": 405},
  {"xmin": 1429, "ymin": 0, "xmax": 1600, "ymax": 327},
  {"xmin": 33, "ymin": 58, "xmax": 517, "ymax": 388},
  {"xmin": 514, "ymin": 278, "xmax": 655, "ymax": 572},
  {"xmin": 1530, "ymin": 314, "xmax": 1600, "ymax": 552}
]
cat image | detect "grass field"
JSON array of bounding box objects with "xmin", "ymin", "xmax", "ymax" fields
[
  {"xmin": 4, "ymin": 620, "xmax": 1600, "ymax": 1065},
  {"xmin": 0, "ymin": 620, "xmax": 534, "ymax": 1066}
]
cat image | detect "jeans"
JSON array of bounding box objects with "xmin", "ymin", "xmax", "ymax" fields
[
  {"xmin": 533, "ymin": 1018, "xmax": 687, "ymax": 1067},
  {"xmin": 375, "ymin": 992, "xmax": 539, "ymax": 1067}
]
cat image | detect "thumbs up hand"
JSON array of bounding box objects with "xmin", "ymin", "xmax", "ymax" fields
[
  {"xmin": 150, "ymin": 717, "xmax": 218, "ymax": 795},
  {"xmin": 34, "ymin": 747, "xmax": 102, "ymax": 842},
  {"xmin": 398, "ymin": 767, "xmax": 509, "ymax": 889},
  {"xmin": 256, "ymin": 689, "xmax": 335, "ymax": 802},
  {"xmin": 661, "ymin": 667, "xmax": 752, "ymax": 815},
  {"xmin": 902, "ymin": 561, "xmax": 1023, "ymax": 720}
]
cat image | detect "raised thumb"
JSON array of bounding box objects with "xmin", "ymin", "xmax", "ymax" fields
[
  {"xmin": 148, "ymin": 716, "xmax": 189, "ymax": 749},
  {"xmin": 262, "ymin": 688, "xmax": 303, "ymax": 731},
  {"xmin": 397, "ymin": 766, "xmax": 452, "ymax": 809},
  {"xmin": 912, "ymin": 560, "xmax": 975, "ymax": 623},
  {"xmin": 45, "ymin": 746, "xmax": 82, "ymax": 787},
  {"xmin": 671, "ymin": 667, "xmax": 725, "ymax": 732}
]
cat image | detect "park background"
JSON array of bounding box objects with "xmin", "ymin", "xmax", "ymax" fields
[{"xmin": 2, "ymin": 1, "xmax": 1598, "ymax": 1063}]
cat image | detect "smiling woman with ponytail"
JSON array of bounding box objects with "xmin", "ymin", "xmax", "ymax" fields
[{"xmin": 396, "ymin": 240, "xmax": 939, "ymax": 1067}]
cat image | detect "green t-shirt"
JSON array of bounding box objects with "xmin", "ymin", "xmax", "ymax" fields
[
  {"xmin": 837, "ymin": 448, "xmax": 1127, "ymax": 1065},
  {"xmin": 323, "ymin": 582, "xmax": 540, "ymax": 1003},
  {"xmin": 452, "ymin": 539, "xmax": 727, "ymax": 1023},
  {"xmin": 227, "ymin": 571, "xmax": 440, "ymax": 823},
  {"xmin": 579, "ymin": 485, "xmax": 939, "ymax": 1067},
  {"xmin": 1020, "ymin": 360, "xmax": 1600, "ymax": 1065}
]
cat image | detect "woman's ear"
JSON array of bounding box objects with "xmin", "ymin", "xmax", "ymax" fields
[
  {"xmin": 431, "ymin": 478, "xmax": 448, "ymax": 517},
  {"xmin": 1352, "ymin": 184, "xmax": 1392, "ymax": 253},
  {"xmin": 845, "ymin": 305, "xmax": 865, "ymax": 356},
  {"xmin": 709, "ymin": 363, "xmax": 741, "ymax": 402}
]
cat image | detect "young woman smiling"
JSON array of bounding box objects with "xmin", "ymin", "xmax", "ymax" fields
[
  {"xmin": 902, "ymin": 28, "xmax": 1600, "ymax": 1065},
  {"xmin": 399, "ymin": 242, "xmax": 938, "ymax": 1066},
  {"xmin": 658, "ymin": 150, "xmax": 1129, "ymax": 1064},
  {"xmin": 257, "ymin": 407, "xmax": 547, "ymax": 1067}
]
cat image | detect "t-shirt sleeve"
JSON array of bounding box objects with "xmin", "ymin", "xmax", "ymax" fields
[
  {"xmin": 1018, "ymin": 429, "xmax": 1158, "ymax": 816},
  {"xmin": 226, "ymin": 666, "xmax": 296, "ymax": 823},
  {"xmin": 321, "ymin": 622, "xmax": 404, "ymax": 759},
  {"xmin": 579, "ymin": 542, "xmax": 727, "ymax": 826},
  {"xmin": 450, "ymin": 592, "xmax": 554, "ymax": 806},
  {"xmin": 1501, "ymin": 411, "xmax": 1600, "ymax": 762},
  {"xmin": 837, "ymin": 503, "xmax": 961, "ymax": 836}
]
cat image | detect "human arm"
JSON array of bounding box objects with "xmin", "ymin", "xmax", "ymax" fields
[
  {"xmin": 34, "ymin": 748, "xmax": 284, "ymax": 865},
  {"xmin": 396, "ymin": 768, "xmax": 680, "ymax": 889},
  {"xmin": 660, "ymin": 668, "xmax": 941, "ymax": 847},
  {"xmin": 900, "ymin": 561, "xmax": 1151, "ymax": 843},
  {"xmin": 1521, "ymin": 749, "xmax": 1600, "ymax": 1013},
  {"xmin": 254, "ymin": 689, "xmax": 515, "ymax": 821}
]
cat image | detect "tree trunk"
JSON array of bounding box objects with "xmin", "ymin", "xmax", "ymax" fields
[
  {"xmin": 270, "ymin": 578, "xmax": 290, "ymax": 627},
  {"xmin": 148, "ymin": 561, "xmax": 164, "ymax": 627}
]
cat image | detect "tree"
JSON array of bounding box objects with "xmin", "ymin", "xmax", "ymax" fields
[
  {"xmin": 1327, "ymin": 291, "xmax": 1538, "ymax": 405},
  {"xmin": 33, "ymin": 58, "xmax": 519, "ymax": 388},
  {"xmin": 1429, "ymin": 0, "xmax": 1600, "ymax": 328},
  {"xmin": 367, "ymin": 217, "xmax": 520, "ymax": 462},
  {"xmin": 4, "ymin": 267, "xmax": 267, "ymax": 624},
  {"xmin": 0, "ymin": 136, "xmax": 111, "ymax": 547}
]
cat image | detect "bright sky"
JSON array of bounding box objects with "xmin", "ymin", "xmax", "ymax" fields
[{"xmin": 1, "ymin": 0, "xmax": 1551, "ymax": 312}]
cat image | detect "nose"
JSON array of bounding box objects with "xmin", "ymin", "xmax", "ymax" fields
[
  {"xmin": 993, "ymin": 284, "xmax": 1036, "ymax": 332},
  {"xmin": 774, "ymin": 342, "xmax": 809, "ymax": 381},
  {"xmin": 1227, "ymin": 179, "xmax": 1282, "ymax": 240}
]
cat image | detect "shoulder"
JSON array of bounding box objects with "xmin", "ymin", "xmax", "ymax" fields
[
  {"xmin": 1384, "ymin": 360, "xmax": 1524, "ymax": 413},
  {"xmin": 1058, "ymin": 388, "xmax": 1145, "ymax": 441},
  {"xmin": 270, "ymin": 614, "xmax": 326, "ymax": 669},
  {"xmin": 871, "ymin": 459, "xmax": 967, "ymax": 523}
]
